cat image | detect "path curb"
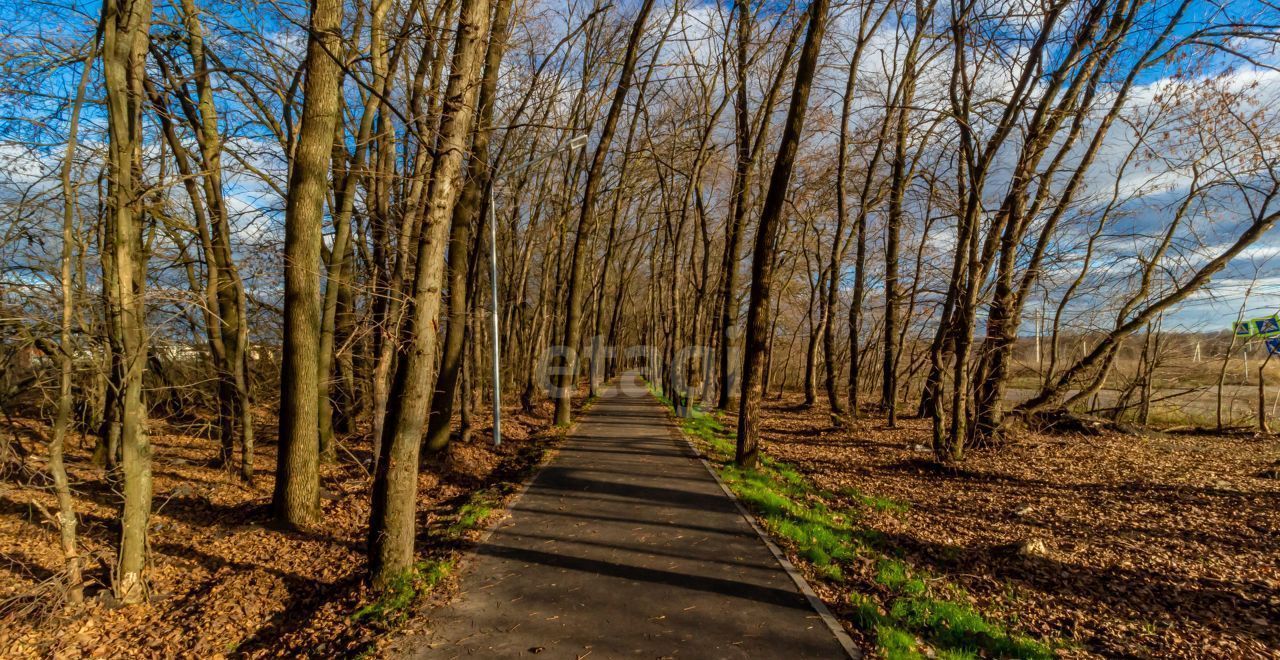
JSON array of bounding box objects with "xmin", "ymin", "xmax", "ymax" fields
[{"xmin": 656, "ymin": 399, "xmax": 863, "ymax": 660}]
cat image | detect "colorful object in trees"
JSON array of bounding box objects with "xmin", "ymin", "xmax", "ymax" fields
[
  {"xmin": 1232, "ymin": 314, "xmax": 1280, "ymax": 337},
  {"xmin": 1268, "ymin": 337, "xmax": 1280, "ymax": 355},
  {"xmin": 1255, "ymin": 315, "xmax": 1280, "ymax": 336}
]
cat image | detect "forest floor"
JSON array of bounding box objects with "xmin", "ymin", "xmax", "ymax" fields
[
  {"xmin": 723, "ymin": 395, "xmax": 1280, "ymax": 658},
  {"xmin": 0, "ymin": 398, "xmax": 568, "ymax": 658},
  {"xmin": 5, "ymin": 387, "xmax": 1277, "ymax": 658}
]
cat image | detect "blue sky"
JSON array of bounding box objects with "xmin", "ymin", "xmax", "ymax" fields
[{"xmin": 2, "ymin": 0, "xmax": 1280, "ymax": 338}]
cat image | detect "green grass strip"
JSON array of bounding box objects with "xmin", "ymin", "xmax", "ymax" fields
[{"xmin": 654, "ymin": 391, "xmax": 1054, "ymax": 659}]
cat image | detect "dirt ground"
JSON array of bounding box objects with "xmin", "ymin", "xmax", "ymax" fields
[
  {"xmin": 753, "ymin": 395, "xmax": 1280, "ymax": 658},
  {"xmin": 0, "ymin": 402, "xmax": 560, "ymax": 658}
]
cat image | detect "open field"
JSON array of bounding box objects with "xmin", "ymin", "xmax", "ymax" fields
[{"xmin": 1003, "ymin": 384, "xmax": 1277, "ymax": 428}]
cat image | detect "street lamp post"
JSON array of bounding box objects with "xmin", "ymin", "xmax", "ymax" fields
[{"xmin": 488, "ymin": 134, "xmax": 588, "ymax": 447}]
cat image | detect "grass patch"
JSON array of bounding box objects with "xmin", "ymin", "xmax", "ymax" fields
[
  {"xmin": 354, "ymin": 485, "xmax": 511, "ymax": 628},
  {"xmin": 885, "ymin": 595, "xmax": 1049, "ymax": 659},
  {"xmin": 720, "ymin": 462, "xmax": 857, "ymax": 580},
  {"xmin": 352, "ymin": 559, "xmax": 454, "ymax": 626},
  {"xmin": 652, "ymin": 387, "xmax": 857, "ymax": 579},
  {"xmin": 844, "ymin": 487, "xmax": 911, "ymax": 515},
  {"xmin": 875, "ymin": 558, "xmax": 927, "ymax": 597},
  {"xmin": 652, "ymin": 390, "xmax": 1054, "ymax": 659},
  {"xmin": 447, "ymin": 492, "xmax": 500, "ymax": 539},
  {"xmin": 853, "ymin": 560, "xmax": 1052, "ymax": 659}
]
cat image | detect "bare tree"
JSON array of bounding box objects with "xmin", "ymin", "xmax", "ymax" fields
[
  {"xmin": 736, "ymin": 0, "xmax": 830, "ymax": 468},
  {"xmin": 274, "ymin": 0, "xmax": 345, "ymax": 527},
  {"xmin": 554, "ymin": 0, "xmax": 658, "ymax": 427},
  {"xmin": 368, "ymin": 0, "xmax": 493, "ymax": 585},
  {"xmin": 100, "ymin": 0, "xmax": 155, "ymax": 604}
]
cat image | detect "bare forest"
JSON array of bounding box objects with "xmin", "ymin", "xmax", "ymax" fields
[{"xmin": 1, "ymin": 0, "xmax": 1279, "ymax": 655}]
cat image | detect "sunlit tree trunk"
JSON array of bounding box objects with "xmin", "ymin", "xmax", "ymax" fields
[
  {"xmin": 171, "ymin": 0, "xmax": 255, "ymax": 478},
  {"xmin": 368, "ymin": 0, "xmax": 492, "ymax": 586},
  {"xmin": 426, "ymin": 0, "xmax": 515, "ymax": 452},
  {"xmin": 554, "ymin": 0, "xmax": 658, "ymax": 426},
  {"xmin": 736, "ymin": 0, "xmax": 829, "ymax": 468},
  {"xmin": 51, "ymin": 33, "xmax": 97, "ymax": 605},
  {"xmin": 274, "ymin": 0, "xmax": 345, "ymax": 527},
  {"xmin": 101, "ymin": 0, "xmax": 155, "ymax": 604}
]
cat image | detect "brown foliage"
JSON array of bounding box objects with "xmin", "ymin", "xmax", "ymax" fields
[
  {"xmin": 752, "ymin": 395, "xmax": 1280, "ymax": 658},
  {"xmin": 0, "ymin": 403, "xmax": 558, "ymax": 657}
]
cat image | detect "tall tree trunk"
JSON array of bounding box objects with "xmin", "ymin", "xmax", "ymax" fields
[
  {"xmin": 717, "ymin": 5, "xmax": 800, "ymax": 410},
  {"xmin": 716, "ymin": 0, "xmax": 753, "ymax": 411},
  {"xmin": 176, "ymin": 0, "xmax": 254, "ymax": 479},
  {"xmin": 51, "ymin": 32, "xmax": 97, "ymax": 605},
  {"xmin": 318, "ymin": 97, "xmax": 356, "ymax": 465},
  {"xmin": 882, "ymin": 55, "xmax": 917, "ymax": 429},
  {"xmin": 968, "ymin": 0, "xmax": 1173, "ymax": 442},
  {"xmin": 553, "ymin": 0, "xmax": 657, "ymax": 426},
  {"xmin": 802, "ymin": 266, "xmax": 825, "ymax": 407},
  {"xmin": 829, "ymin": 0, "xmax": 884, "ymax": 420},
  {"xmin": 588, "ymin": 16, "xmax": 670, "ymax": 399},
  {"xmin": 736, "ymin": 0, "xmax": 830, "ymax": 468},
  {"xmin": 274, "ymin": 0, "xmax": 344, "ymax": 527},
  {"xmin": 101, "ymin": 0, "xmax": 154, "ymax": 604},
  {"xmin": 368, "ymin": 0, "xmax": 453, "ymax": 468},
  {"xmin": 368, "ymin": 0, "xmax": 492, "ymax": 586},
  {"xmin": 319, "ymin": 3, "xmax": 394, "ymax": 463},
  {"xmin": 425, "ymin": 0, "xmax": 514, "ymax": 453}
]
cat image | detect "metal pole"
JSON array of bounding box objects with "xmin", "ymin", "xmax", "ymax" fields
[{"xmin": 489, "ymin": 197, "xmax": 502, "ymax": 447}]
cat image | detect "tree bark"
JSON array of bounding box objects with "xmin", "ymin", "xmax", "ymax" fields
[
  {"xmin": 554, "ymin": 0, "xmax": 658, "ymax": 426},
  {"xmin": 736, "ymin": 0, "xmax": 830, "ymax": 468},
  {"xmin": 881, "ymin": 18, "xmax": 923, "ymax": 428},
  {"xmin": 368, "ymin": 0, "xmax": 492, "ymax": 586},
  {"xmin": 173, "ymin": 0, "xmax": 255, "ymax": 479},
  {"xmin": 101, "ymin": 0, "xmax": 155, "ymax": 604},
  {"xmin": 715, "ymin": 0, "xmax": 754, "ymax": 411},
  {"xmin": 274, "ymin": 0, "xmax": 344, "ymax": 527},
  {"xmin": 51, "ymin": 30, "xmax": 97, "ymax": 605},
  {"xmin": 425, "ymin": 0, "xmax": 515, "ymax": 453}
]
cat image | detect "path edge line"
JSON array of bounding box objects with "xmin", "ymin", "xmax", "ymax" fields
[
  {"xmin": 454, "ymin": 395, "xmax": 607, "ymax": 559},
  {"xmin": 655, "ymin": 399, "xmax": 862, "ymax": 660},
  {"xmin": 387, "ymin": 418, "xmax": 570, "ymax": 656},
  {"xmin": 431, "ymin": 421, "xmax": 569, "ymax": 588}
]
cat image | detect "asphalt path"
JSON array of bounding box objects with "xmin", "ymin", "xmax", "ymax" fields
[{"xmin": 413, "ymin": 387, "xmax": 852, "ymax": 659}]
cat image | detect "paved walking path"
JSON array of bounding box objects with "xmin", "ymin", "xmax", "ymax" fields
[{"xmin": 414, "ymin": 387, "xmax": 853, "ymax": 659}]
